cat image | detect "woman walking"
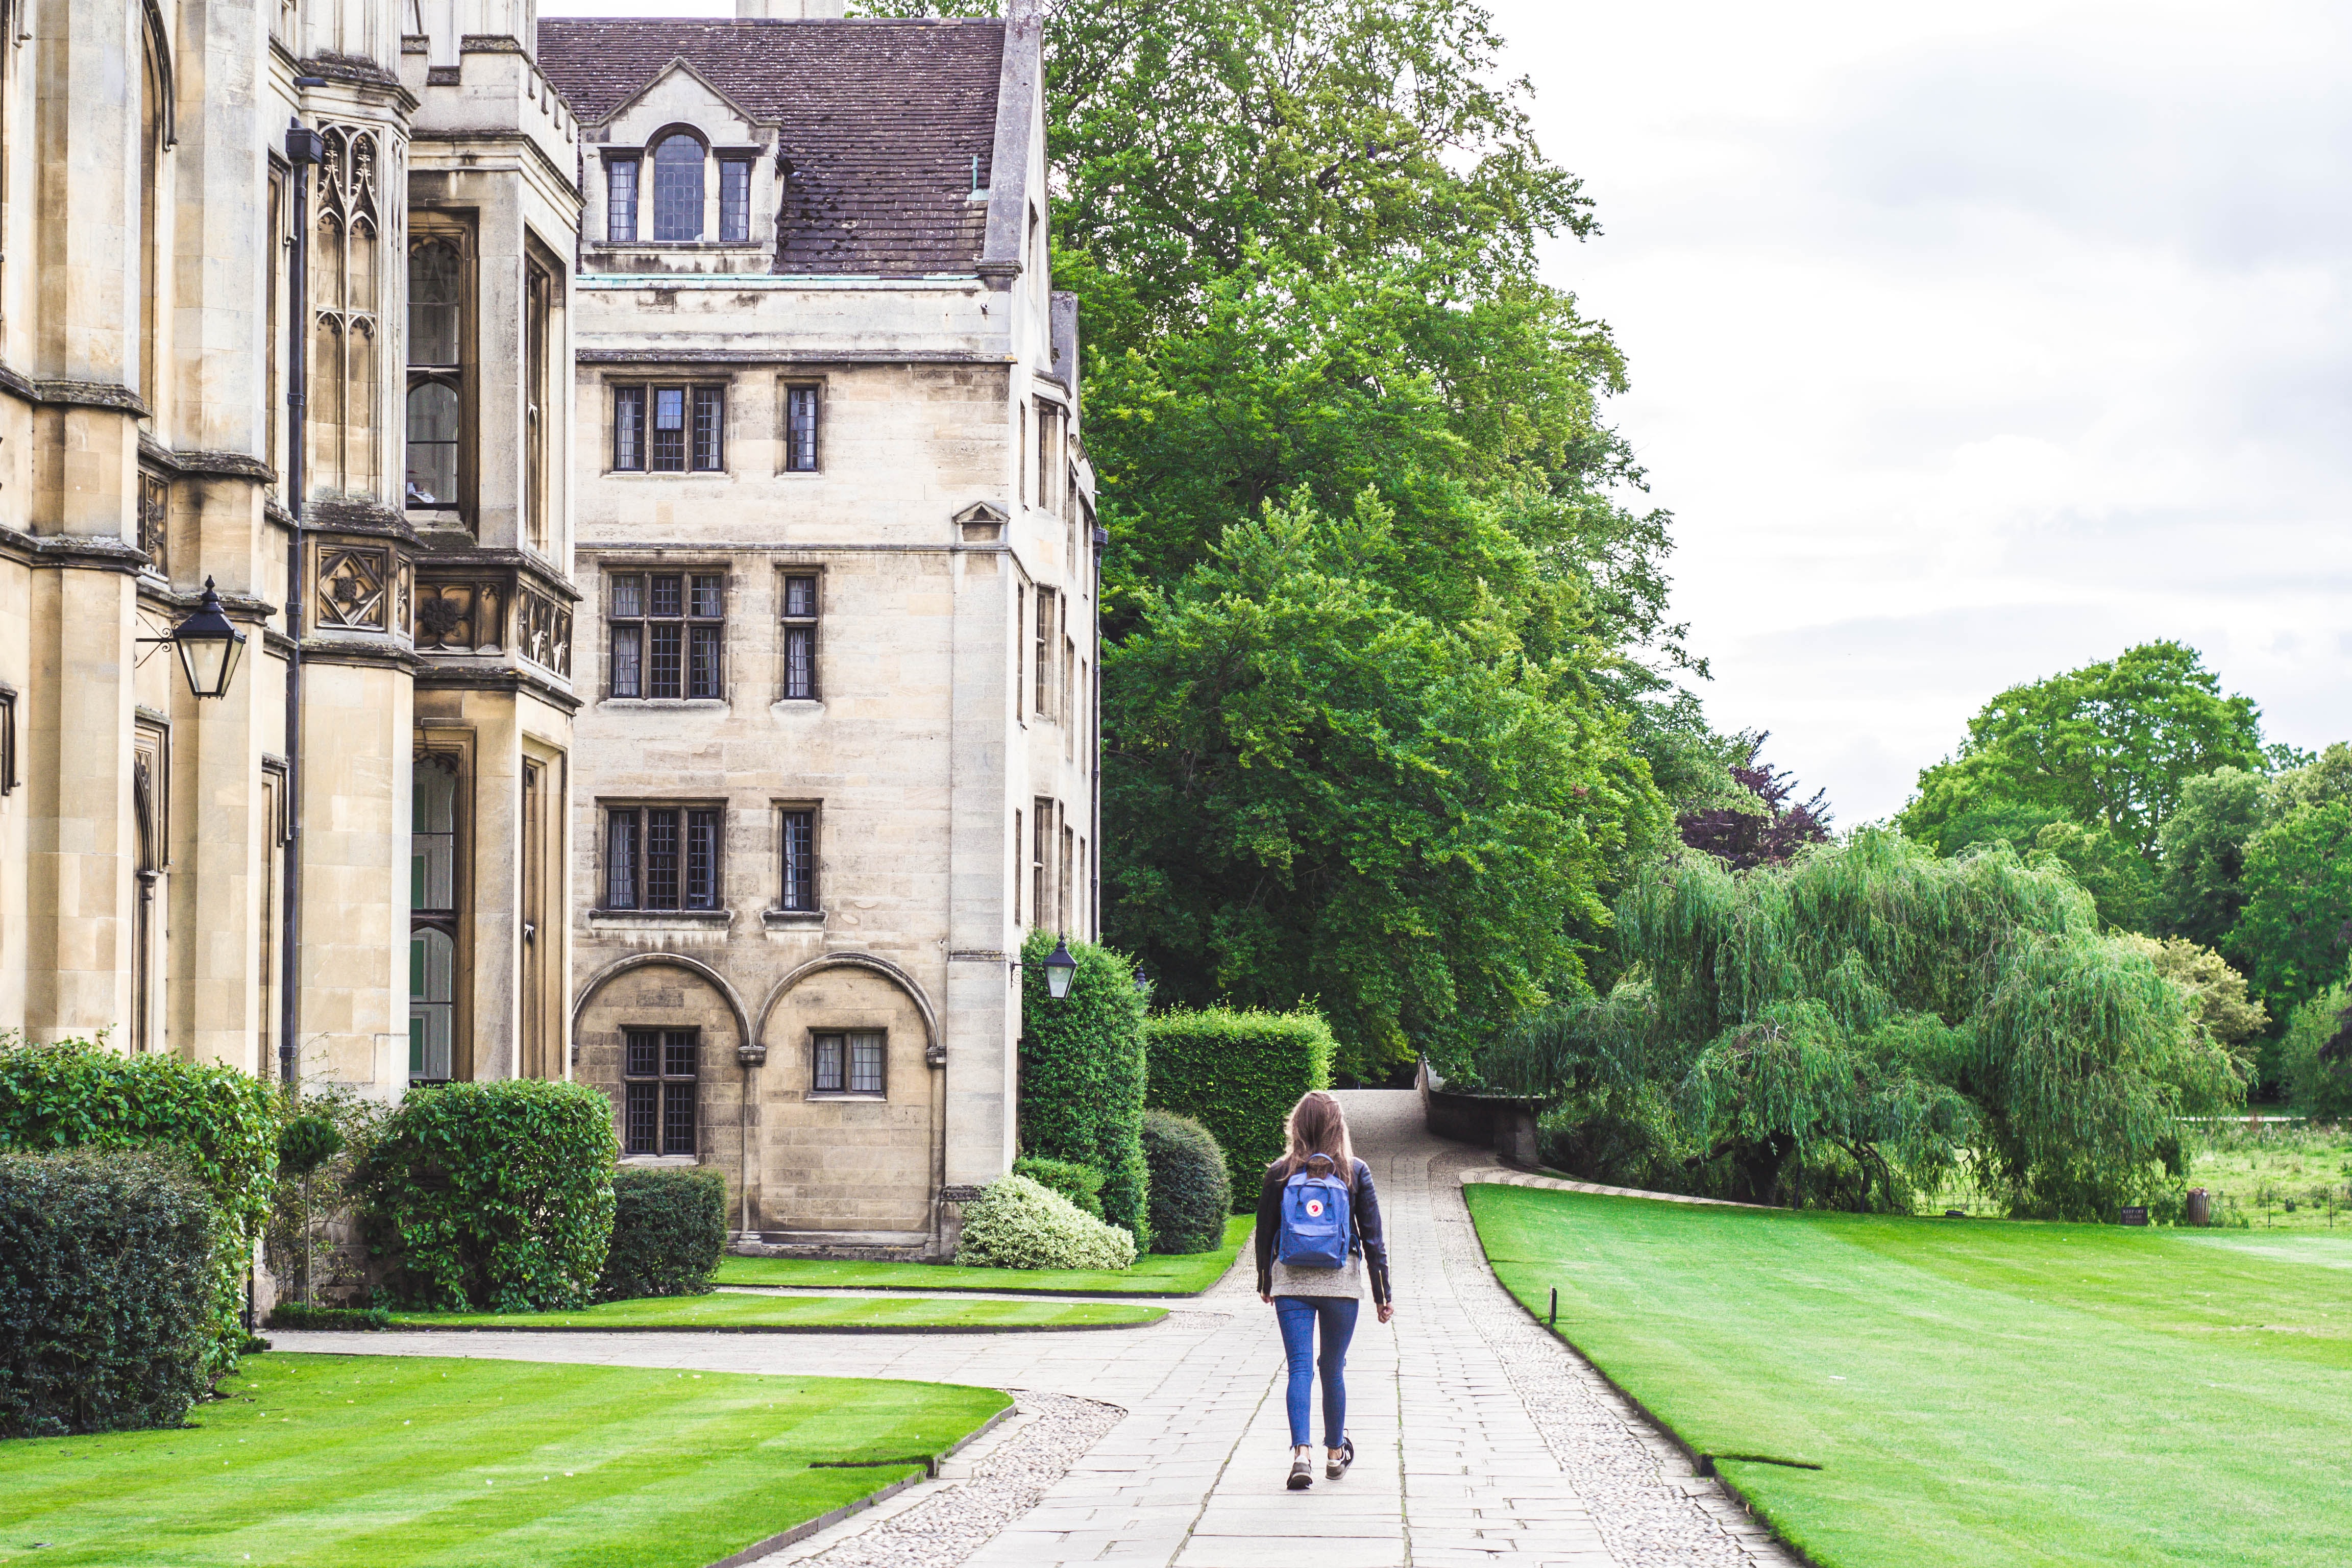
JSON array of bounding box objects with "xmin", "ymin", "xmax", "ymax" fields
[{"xmin": 1257, "ymin": 1089, "xmax": 1393, "ymax": 1491}]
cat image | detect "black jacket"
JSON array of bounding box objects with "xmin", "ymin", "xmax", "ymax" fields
[{"xmin": 1255, "ymin": 1157, "xmax": 1391, "ymax": 1307}]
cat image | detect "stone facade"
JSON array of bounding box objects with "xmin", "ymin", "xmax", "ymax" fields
[
  {"xmin": 0, "ymin": 0, "xmax": 580, "ymax": 1092},
  {"xmin": 543, "ymin": 0, "xmax": 1098, "ymax": 1255}
]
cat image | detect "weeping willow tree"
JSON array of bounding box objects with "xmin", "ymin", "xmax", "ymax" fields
[{"xmin": 1482, "ymin": 829, "xmax": 2245, "ymax": 1217}]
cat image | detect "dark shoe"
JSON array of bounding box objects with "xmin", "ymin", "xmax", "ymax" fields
[
  {"xmin": 1287, "ymin": 1454, "xmax": 1313, "ymax": 1490},
  {"xmin": 1327, "ymin": 1437, "xmax": 1354, "ymax": 1479}
]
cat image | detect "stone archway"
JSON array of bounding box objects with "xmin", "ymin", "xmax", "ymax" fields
[{"xmin": 570, "ymin": 953, "xmax": 753, "ymax": 1229}]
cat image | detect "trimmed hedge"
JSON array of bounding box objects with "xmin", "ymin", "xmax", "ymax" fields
[
  {"xmin": 1012, "ymin": 1155, "xmax": 1105, "ymax": 1219},
  {"xmin": 265, "ymin": 1303, "xmax": 390, "ymax": 1332},
  {"xmin": 356, "ymin": 1080, "xmax": 618, "ymax": 1313},
  {"xmin": 955, "ymin": 1173, "xmax": 1137, "ymax": 1270},
  {"xmin": 1141, "ymin": 1110, "xmax": 1231, "ymax": 1254},
  {"xmin": 0, "ymin": 1150, "xmax": 219, "ymax": 1437},
  {"xmin": 1144, "ymin": 1008, "xmax": 1335, "ymax": 1210},
  {"xmin": 598, "ymin": 1167, "xmax": 728, "ymax": 1301},
  {"xmin": 1019, "ymin": 929, "xmax": 1151, "ymax": 1247},
  {"xmin": 0, "ymin": 1037, "xmax": 279, "ymax": 1375}
]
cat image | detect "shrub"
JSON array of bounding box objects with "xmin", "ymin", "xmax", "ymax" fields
[
  {"xmin": 1140, "ymin": 1110, "xmax": 1231, "ymax": 1253},
  {"xmin": 1019, "ymin": 929, "xmax": 1151, "ymax": 1247},
  {"xmin": 265, "ymin": 1084, "xmax": 384, "ymax": 1310},
  {"xmin": 954, "ymin": 1173, "xmax": 1137, "ymax": 1270},
  {"xmin": 1012, "ymin": 1155, "xmax": 1105, "ymax": 1218},
  {"xmin": 265, "ymin": 1303, "xmax": 390, "ymax": 1332},
  {"xmin": 355, "ymin": 1080, "xmax": 618, "ymax": 1312},
  {"xmin": 1145, "ymin": 1008, "xmax": 1335, "ymax": 1208},
  {"xmin": 0, "ymin": 1150, "xmax": 219, "ymax": 1436},
  {"xmin": 0, "ymin": 1037, "xmax": 279, "ymax": 1375},
  {"xmin": 2282, "ymin": 984, "xmax": 2352, "ymax": 1124},
  {"xmin": 598, "ymin": 1167, "xmax": 728, "ymax": 1301}
]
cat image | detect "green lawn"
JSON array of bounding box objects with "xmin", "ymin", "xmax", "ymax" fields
[
  {"xmin": 387, "ymin": 1293, "xmax": 1164, "ymax": 1332},
  {"xmin": 1466, "ymin": 1183, "xmax": 2352, "ymax": 1568},
  {"xmin": 713, "ymin": 1214, "xmax": 1253, "ymax": 1295},
  {"xmin": 0, "ymin": 1354, "xmax": 1006, "ymax": 1568}
]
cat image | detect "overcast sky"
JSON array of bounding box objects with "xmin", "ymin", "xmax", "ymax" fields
[
  {"xmin": 542, "ymin": 1, "xmax": 2351, "ymax": 824},
  {"xmin": 1489, "ymin": 0, "xmax": 2352, "ymax": 822}
]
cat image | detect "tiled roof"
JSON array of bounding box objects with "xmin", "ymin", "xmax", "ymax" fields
[{"xmin": 536, "ymin": 19, "xmax": 1004, "ymax": 276}]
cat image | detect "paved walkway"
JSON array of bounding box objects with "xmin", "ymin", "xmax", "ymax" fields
[{"xmin": 278, "ymin": 1090, "xmax": 1797, "ymax": 1567}]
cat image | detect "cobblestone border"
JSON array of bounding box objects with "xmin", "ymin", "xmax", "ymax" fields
[{"xmin": 1431, "ymin": 1149, "xmax": 1810, "ymax": 1567}]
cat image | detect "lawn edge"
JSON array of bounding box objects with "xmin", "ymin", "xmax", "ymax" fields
[
  {"xmin": 711, "ymin": 1222, "xmax": 1257, "ymax": 1299},
  {"xmin": 375, "ymin": 1316, "xmax": 1165, "ymax": 1335},
  {"xmin": 1460, "ymin": 1183, "xmax": 1828, "ymax": 1568},
  {"xmin": 704, "ymin": 1398, "xmax": 1018, "ymax": 1568}
]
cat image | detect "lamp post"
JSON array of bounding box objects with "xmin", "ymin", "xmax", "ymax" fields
[
  {"xmin": 169, "ymin": 578, "xmax": 248, "ymax": 698},
  {"xmin": 1042, "ymin": 937, "xmax": 1077, "ymax": 1001}
]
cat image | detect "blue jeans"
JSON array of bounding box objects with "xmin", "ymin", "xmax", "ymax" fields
[{"xmin": 1273, "ymin": 1295, "xmax": 1359, "ymax": 1449}]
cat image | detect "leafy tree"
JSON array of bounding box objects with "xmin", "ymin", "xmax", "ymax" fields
[
  {"xmin": 1480, "ymin": 832, "xmax": 2242, "ymax": 1219},
  {"xmin": 2279, "ymin": 982, "xmax": 2352, "ymax": 1122},
  {"xmin": 1900, "ymin": 642, "xmax": 2267, "ymax": 857},
  {"xmin": 2227, "ymin": 801, "xmax": 2352, "ymax": 1022},
  {"xmin": 2025, "ymin": 821, "xmax": 2155, "ymax": 933},
  {"xmin": 2116, "ymin": 935, "xmax": 2268, "ymax": 1065},
  {"xmin": 2153, "ymin": 766, "xmax": 2266, "ymax": 949},
  {"xmin": 1103, "ymin": 492, "xmax": 1663, "ymax": 1085},
  {"xmin": 1909, "ymin": 800, "xmax": 2070, "ymax": 860},
  {"xmin": 1676, "ymin": 733, "xmax": 1830, "ymax": 871}
]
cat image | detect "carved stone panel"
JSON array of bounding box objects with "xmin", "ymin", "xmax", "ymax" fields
[
  {"xmin": 517, "ymin": 583, "xmax": 573, "ymax": 677},
  {"xmin": 415, "ymin": 579, "xmax": 507, "ymax": 654},
  {"xmin": 316, "ymin": 545, "xmax": 390, "ymax": 630},
  {"xmin": 138, "ymin": 473, "xmax": 169, "ymax": 573}
]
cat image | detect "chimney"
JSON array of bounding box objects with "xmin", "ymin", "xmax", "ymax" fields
[{"xmin": 736, "ymin": 0, "xmax": 848, "ymax": 17}]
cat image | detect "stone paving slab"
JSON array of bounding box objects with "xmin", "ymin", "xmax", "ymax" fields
[{"xmin": 273, "ymin": 1090, "xmax": 1801, "ymax": 1568}]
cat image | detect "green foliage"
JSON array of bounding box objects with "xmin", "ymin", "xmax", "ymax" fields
[
  {"xmin": 1011, "ymin": 1156, "xmax": 1106, "ymax": 1219},
  {"xmin": 597, "ymin": 1167, "xmax": 727, "ymax": 1302},
  {"xmin": 1900, "ymin": 642, "xmax": 2266, "ymax": 857},
  {"xmin": 953, "ymin": 1172, "xmax": 1137, "ymax": 1271},
  {"xmin": 2228, "ymin": 800, "xmax": 2352, "ymax": 1021},
  {"xmin": 265, "ymin": 1084, "xmax": 382, "ymax": 1310},
  {"xmin": 1017, "ymin": 928, "xmax": 1149, "ymax": 1245},
  {"xmin": 1144, "ymin": 1004, "xmax": 1334, "ymax": 1206},
  {"xmin": 265, "ymin": 1302, "xmax": 390, "ymax": 1331},
  {"xmin": 2115, "ymin": 935, "xmax": 2268, "ymax": 1067},
  {"xmin": 2154, "ymin": 765, "xmax": 2266, "ymax": 948},
  {"xmin": 1909, "ymin": 800, "xmax": 2070, "ymax": 860},
  {"xmin": 354, "ymin": 1080, "xmax": 618, "ymax": 1313},
  {"xmin": 0, "ymin": 1150, "xmax": 219, "ymax": 1437},
  {"xmin": 0, "ymin": 1037, "xmax": 279, "ymax": 1375},
  {"xmin": 2025, "ymin": 820, "xmax": 2155, "ymax": 932},
  {"xmin": 1139, "ymin": 1110, "xmax": 1232, "ymax": 1253},
  {"xmin": 277, "ymin": 1114, "xmax": 344, "ymax": 1180},
  {"xmin": 1483, "ymin": 831, "xmax": 2243, "ymax": 1218},
  {"xmin": 2280, "ymin": 984, "xmax": 2352, "ymax": 1124},
  {"xmin": 1106, "ymin": 495, "xmax": 1665, "ymax": 1082}
]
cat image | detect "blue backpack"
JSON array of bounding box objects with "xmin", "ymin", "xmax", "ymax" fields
[{"xmin": 1277, "ymin": 1154, "xmax": 1355, "ymax": 1270}]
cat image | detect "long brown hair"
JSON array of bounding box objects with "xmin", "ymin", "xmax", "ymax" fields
[{"xmin": 1275, "ymin": 1090, "xmax": 1356, "ymax": 1189}]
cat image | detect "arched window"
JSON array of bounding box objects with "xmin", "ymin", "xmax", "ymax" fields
[
  {"xmin": 406, "ymin": 238, "xmax": 465, "ymax": 511},
  {"xmin": 652, "ymin": 134, "xmax": 704, "ymax": 242}
]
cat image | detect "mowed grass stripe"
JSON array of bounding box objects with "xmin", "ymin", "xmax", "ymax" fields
[
  {"xmin": 1465, "ymin": 1183, "xmax": 2352, "ymax": 1568},
  {"xmin": 386, "ymin": 1292, "xmax": 1165, "ymax": 1331},
  {"xmin": 0, "ymin": 1354, "xmax": 1007, "ymax": 1568},
  {"xmin": 713, "ymin": 1214, "xmax": 1254, "ymax": 1295}
]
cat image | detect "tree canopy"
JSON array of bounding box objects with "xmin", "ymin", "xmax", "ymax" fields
[
  {"xmin": 1480, "ymin": 831, "xmax": 2242, "ymax": 1219},
  {"xmin": 1675, "ymin": 735, "xmax": 1831, "ymax": 871},
  {"xmin": 1899, "ymin": 642, "xmax": 2267, "ymax": 858}
]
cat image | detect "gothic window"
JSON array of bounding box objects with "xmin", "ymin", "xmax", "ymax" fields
[
  {"xmin": 608, "ymin": 571, "xmax": 725, "ymax": 700},
  {"xmin": 780, "ymin": 573, "xmax": 819, "ymax": 700},
  {"xmin": 720, "ymin": 158, "xmax": 751, "ymax": 242},
  {"xmin": 604, "ymin": 805, "xmax": 722, "ymax": 911},
  {"xmin": 1032, "ymin": 796, "xmax": 1052, "ymax": 930},
  {"xmin": 652, "ymin": 134, "xmax": 704, "ymax": 242},
  {"xmin": 138, "ymin": 29, "xmax": 168, "ymax": 416},
  {"xmin": 607, "ymin": 156, "xmax": 640, "ymax": 242},
  {"xmin": 524, "ymin": 259, "xmax": 553, "ymax": 552},
  {"xmin": 409, "ymin": 755, "xmax": 461, "ymax": 1083},
  {"xmin": 783, "ymin": 384, "xmax": 821, "ymax": 472},
  {"xmin": 624, "ymin": 1028, "xmax": 698, "ymax": 1155},
  {"xmin": 406, "ymin": 236, "xmax": 464, "ymax": 511},
  {"xmin": 779, "ymin": 805, "xmax": 817, "ymax": 911},
  {"xmin": 612, "ymin": 384, "xmax": 724, "ymax": 473},
  {"xmin": 1034, "ymin": 587, "xmax": 1056, "ymax": 716},
  {"xmin": 310, "ymin": 128, "xmax": 382, "ymax": 501}
]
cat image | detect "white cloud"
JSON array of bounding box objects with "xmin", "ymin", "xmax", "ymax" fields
[{"xmin": 1493, "ymin": 0, "xmax": 2352, "ymax": 819}]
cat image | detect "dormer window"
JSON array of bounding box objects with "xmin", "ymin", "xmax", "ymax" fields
[
  {"xmin": 607, "ymin": 158, "xmax": 640, "ymax": 242},
  {"xmin": 652, "ymin": 134, "xmax": 704, "ymax": 241},
  {"xmin": 720, "ymin": 159, "xmax": 752, "ymax": 243}
]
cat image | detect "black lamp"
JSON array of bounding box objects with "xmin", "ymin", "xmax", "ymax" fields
[
  {"xmin": 1133, "ymin": 964, "xmax": 1152, "ymax": 997},
  {"xmin": 172, "ymin": 577, "xmax": 248, "ymax": 699},
  {"xmin": 1042, "ymin": 937, "xmax": 1077, "ymax": 1001}
]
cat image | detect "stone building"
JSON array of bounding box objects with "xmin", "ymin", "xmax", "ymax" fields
[
  {"xmin": 540, "ymin": 0, "xmax": 1098, "ymax": 1255},
  {"xmin": 0, "ymin": 0, "xmax": 581, "ymax": 1090}
]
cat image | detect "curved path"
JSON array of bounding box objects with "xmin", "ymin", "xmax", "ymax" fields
[{"xmin": 278, "ymin": 1090, "xmax": 1797, "ymax": 1567}]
